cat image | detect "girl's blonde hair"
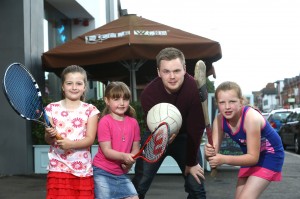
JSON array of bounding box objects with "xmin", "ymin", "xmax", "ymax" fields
[
  {"xmin": 60, "ymin": 65, "xmax": 88, "ymax": 101},
  {"xmin": 215, "ymin": 81, "xmax": 261, "ymax": 112},
  {"xmin": 101, "ymin": 81, "xmax": 136, "ymax": 118}
]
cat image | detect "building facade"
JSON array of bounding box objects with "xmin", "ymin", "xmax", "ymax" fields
[
  {"xmin": 0, "ymin": 0, "xmax": 117, "ymax": 175},
  {"xmin": 253, "ymin": 74, "xmax": 300, "ymax": 112},
  {"xmin": 281, "ymin": 75, "xmax": 300, "ymax": 109}
]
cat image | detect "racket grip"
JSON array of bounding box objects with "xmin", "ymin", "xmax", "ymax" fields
[
  {"xmin": 210, "ymin": 168, "xmax": 217, "ymax": 177},
  {"xmin": 45, "ymin": 121, "xmax": 63, "ymax": 140},
  {"xmin": 205, "ymin": 127, "xmax": 218, "ymax": 177},
  {"xmin": 55, "ymin": 134, "xmax": 63, "ymax": 140}
]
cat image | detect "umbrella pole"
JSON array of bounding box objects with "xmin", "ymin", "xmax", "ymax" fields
[
  {"xmin": 120, "ymin": 59, "xmax": 147, "ymax": 101},
  {"xmin": 130, "ymin": 68, "xmax": 137, "ymax": 101}
]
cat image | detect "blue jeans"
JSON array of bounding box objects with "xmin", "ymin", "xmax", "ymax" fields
[
  {"xmin": 132, "ymin": 133, "xmax": 206, "ymax": 199},
  {"xmin": 93, "ymin": 166, "xmax": 138, "ymax": 199}
]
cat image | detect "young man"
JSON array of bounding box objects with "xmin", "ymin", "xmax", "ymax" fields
[{"xmin": 132, "ymin": 47, "xmax": 206, "ymax": 198}]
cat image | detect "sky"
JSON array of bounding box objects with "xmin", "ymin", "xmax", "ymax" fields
[{"xmin": 120, "ymin": 0, "xmax": 300, "ymax": 95}]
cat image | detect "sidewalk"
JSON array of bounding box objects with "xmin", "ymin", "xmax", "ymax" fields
[{"xmin": 0, "ymin": 151, "xmax": 299, "ymax": 199}]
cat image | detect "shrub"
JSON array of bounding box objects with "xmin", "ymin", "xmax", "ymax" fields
[{"xmin": 31, "ymin": 97, "xmax": 52, "ymax": 145}]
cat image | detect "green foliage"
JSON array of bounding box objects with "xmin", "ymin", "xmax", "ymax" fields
[
  {"xmin": 86, "ymin": 98, "xmax": 106, "ymax": 113},
  {"xmin": 130, "ymin": 101, "xmax": 146, "ymax": 134},
  {"xmin": 206, "ymin": 78, "xmax": 215, "ymax": 93},
  {"xmin": 32, "ymin": 122, "xmax": 47, "ymax": 145},
  {"xmin": 31, "ymin": 97, "xmax": 53, "ymax": 145}
]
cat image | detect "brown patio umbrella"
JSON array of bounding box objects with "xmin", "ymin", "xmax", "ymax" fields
[{"xmin": 42, "ymin": 14, "xmax": 222, "ymax": 101}]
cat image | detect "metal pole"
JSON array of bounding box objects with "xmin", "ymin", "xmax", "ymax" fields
[{"xmin": 120, "ymin": 59, "xmax": 146, "ymax": 101}]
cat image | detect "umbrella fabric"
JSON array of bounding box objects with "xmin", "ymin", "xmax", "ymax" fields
[{"xmin": 42, "ymin": 14, "xmax": 222, "ymax": 85}]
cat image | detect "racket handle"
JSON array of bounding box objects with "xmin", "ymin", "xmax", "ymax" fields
[
  {"xmin": 45, "ymin": 123, "xmax": 63, "ymax": 140},
  {"xmin": 43, "ymin": 110, "xmax": 63, "ymax": 140},
  {"xmin": 55, "ymin": 134, "xmax": 63, "ymax": 140},
  {"xmin": 210, "ymin": 168, "xmax": 217, "ymax": 177}
]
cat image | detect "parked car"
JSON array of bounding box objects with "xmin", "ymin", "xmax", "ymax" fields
[
  {"xmin": 267, "ymin": 109, "xmax": 293, "ymax": 133},
  {"xmin": 262, "ymin": 112, "xmax": 270, "ymax": 120},
  {"xmin": 278, "ymin": 108, "xmax": 300, "ymax": 154}
]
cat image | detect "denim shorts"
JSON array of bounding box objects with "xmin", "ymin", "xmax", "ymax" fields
[{"xmin": 93, "ymin": 166, "xmax": 138, "ymax": 199}]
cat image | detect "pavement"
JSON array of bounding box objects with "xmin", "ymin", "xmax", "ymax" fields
[{"xmin": 0, "ymin": 150, "xmax": 300, "ymax": 199}]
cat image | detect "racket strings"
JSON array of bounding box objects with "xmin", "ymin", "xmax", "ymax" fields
[
  {"xmin": 4, "ymin": 64, "xmax": 43, "ymax": 120},
  {"xmin": 143, "ymin": 125, "xmax": 169, "ymax": 161}
]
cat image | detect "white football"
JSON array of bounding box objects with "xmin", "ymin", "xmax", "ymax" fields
[{"xmin": 146, "ymin": 103, "xmax": 182, "ymax": 135}]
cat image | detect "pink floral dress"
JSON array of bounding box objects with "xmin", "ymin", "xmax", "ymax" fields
[{"xmin": 45, "ymin": 101, "xmax": 99, "ymax": 177}]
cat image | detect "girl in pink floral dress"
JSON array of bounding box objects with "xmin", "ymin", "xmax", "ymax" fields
[{"xmin": 44, "ymin": 65, "xmax": 100, "ymax": 199}]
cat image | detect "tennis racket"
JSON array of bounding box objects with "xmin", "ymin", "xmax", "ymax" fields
[
  {"xmin": 195, "ymin": 60, "xmax": 217, "ymax": 177},
  {"xmin": 133, "ymin": 122, "xmax": 170, "ymax": 163},
  {"xmin": 2, "ymin": 63, "xmax": 62, "ymax": 140}
]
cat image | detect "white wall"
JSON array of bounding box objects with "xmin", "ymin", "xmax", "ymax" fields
[{"xmin": 262, "ymin": 94, "xmax": 277, "ymax": 112}]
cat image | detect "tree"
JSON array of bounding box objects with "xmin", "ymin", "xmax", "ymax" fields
[{"xmin": 207, "ymin": 78, "xmax": 215, "ymax": 93}]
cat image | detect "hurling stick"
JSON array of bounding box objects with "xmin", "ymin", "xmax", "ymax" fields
[{"xmin": 194, "ymin": 60, "xmax": 217, "ymax": 177}]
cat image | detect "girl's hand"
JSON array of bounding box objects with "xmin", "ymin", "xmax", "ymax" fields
[
  {"xmin": 121, "ymin": 153, "xmax": 136, "ymax": 171},
  {"xmin": 121, "ymin": 163, "xmax": 133, "ymax": 171},
  {"xmin": 205, "ymin": 143, "xmax": 216, "ymax": 160},
  {"xmin": 208, "ymin": 153, "xmax": 224, "ymax": 168},
  {"xmin": 45, "ymin": 127, "xmax": 58, "ymax": 138},
  {"xmin": 56, "ymin": 138, "xmax": 73, "ymax": 150},
  {"xmin": 122, "ymin": 153, "xmax": 135, "ymax": 165}
]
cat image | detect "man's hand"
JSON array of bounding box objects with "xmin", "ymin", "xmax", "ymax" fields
[
  {"xmin": 184, "ymin": 164, "xmax": 205, "ymax": 184},
  {"xmin": 168, "ymin": 133, "xmax": 177, "ymax": 144}
]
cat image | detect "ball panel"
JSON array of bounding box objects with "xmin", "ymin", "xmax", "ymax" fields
[
  {"xmin": 146, "ymin": 103, "xmax": 182, "ymax": 134},
  {"xmin": 152, "ymin": 104, "xmax": 161, "ymax": 122},
  {"xmin": 158, "ymin": 103, "xmax": 169, "ymax": 121}
]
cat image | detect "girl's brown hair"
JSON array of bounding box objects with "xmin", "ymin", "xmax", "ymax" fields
[
  {"xmin": 60, "ymin": 65, "xmax": 88, "ymax": 101},
  {"xmin": 101, "ymin": 81, "xmax": 136, "ymax": 118}
]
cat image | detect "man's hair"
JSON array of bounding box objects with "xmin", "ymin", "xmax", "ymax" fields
[{"xmin": 156, "ymin": 47, "xmax": 186, "ymax": 69}]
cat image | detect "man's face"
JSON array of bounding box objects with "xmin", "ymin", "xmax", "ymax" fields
[{"xmin": 157, "ymin": 58, "xmax": 186, "ymax": 93}]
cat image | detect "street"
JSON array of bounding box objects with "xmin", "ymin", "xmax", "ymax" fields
[{"xmin": 0, "ymin": 149, "xmax": 299, "ymax": 199}]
